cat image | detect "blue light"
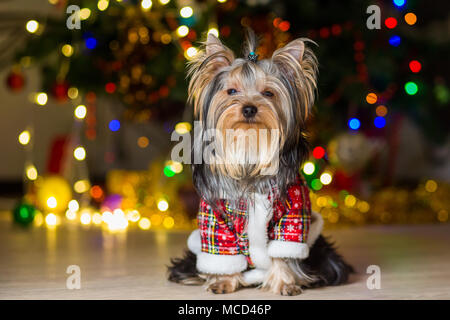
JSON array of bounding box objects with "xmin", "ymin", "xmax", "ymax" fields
[
  {"xmin": 389, "ymin": 35, "xmax": 401, "ymax": 47},
  {"xmin": 374, "ymin": 116, "xmax": 386, "ymax": 128},
  {"xmin": 348, "ymin": 118, "xmax": 361, "ymax": 130},
  {"xmin": 393, "ymin": 0, "xmax": 406, "ymax": 8},
  {"xmin": 85, "ymin": 37, "xmax": 97, "ymax": 49},
  {"xmin": 109, "ymin": 120, "xmax": 120, "ymax": 132}
]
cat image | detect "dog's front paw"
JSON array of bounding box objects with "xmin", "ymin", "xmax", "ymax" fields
[
  {"xmin": 207, "ymin": 280, "xmax": 236, "ymax": 294},
  {"xmin": 280, "ymin": 283, "xmax": 303, "ymax": 296},
  {"xmin": 205, "ymin": 274, "xmax": 242, "ymax": 294}
]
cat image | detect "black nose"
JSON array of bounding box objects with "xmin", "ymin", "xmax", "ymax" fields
[{"xmin": 242, "ymin": 105, "xmax": 258, "ymax": 118}]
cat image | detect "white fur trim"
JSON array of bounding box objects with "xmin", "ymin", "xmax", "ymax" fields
[
  {"xmin": 267, "ymin": 240, "xmax": 309, "ymax": 259},
  {"xmin": 196, "ymin": 252, "xmax": 247, "ymax": 275},
  {"xmin": 307, "ymin": 211, "xmax": 324, "ymax": 247},
  {"xmin": 187, "ymin": 229, "xmax": 201, "ymax": 254},
  {"xmin": 247, "ymin": 193, "xmax": 273, "ymax": 269},
  {"xmin": 242, "ymin": 268, "xmax": 267, "ymax": 285}
]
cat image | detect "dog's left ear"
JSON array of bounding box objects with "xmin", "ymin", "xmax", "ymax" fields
[{"xmin": 272, "ymin": 39, "xmax": 318, "ymax": 122}]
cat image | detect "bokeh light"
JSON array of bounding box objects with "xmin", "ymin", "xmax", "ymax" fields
[
  {"xmin": 348, "ymin": 118, "xmax": 361, "ymax": 130},
  {"xmin": 405, "ymin": 81, "xmax": 418, "ymax": 95},
  {"xmin": 409, "ymin": 60, "xmax": 421, "ymax": 73},
  {"xmin": 109, "ymin": 119, "xmax": 121, "ymax": 131},
  {"xmin": 374, "ymin": 116, "xmax": 386, "ymax": 128},
  {"xmin": 404, "ymin": 12, "xmax": 417, "ymax": 25},
  {"xmin": 303, "ymin": 162, "xmax": 315, "ymax": 175}
]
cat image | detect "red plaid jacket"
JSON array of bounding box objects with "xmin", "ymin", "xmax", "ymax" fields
[{"xmin": 197, "ymin": 175, "xmax": 311, "ymax": 268}]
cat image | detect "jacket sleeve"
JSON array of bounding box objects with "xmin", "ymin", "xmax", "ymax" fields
[
  {"xmin": 195, "ymin": 200, "xmax": 248, "ymax": 274},
  {"xmin": 267, "ymin": 184, "xmax": 311, "ymax": 259}
]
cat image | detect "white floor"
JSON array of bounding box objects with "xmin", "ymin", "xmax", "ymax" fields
[{"xmin": 1, "ymin": 212, "xmax": 449, "ymax": 300}]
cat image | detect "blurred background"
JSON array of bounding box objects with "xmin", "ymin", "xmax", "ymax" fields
[{"xmin": 0, "ymin": 0, "xmax": 449, "ymax": 232}]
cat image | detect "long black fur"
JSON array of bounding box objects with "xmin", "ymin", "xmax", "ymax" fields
[
  {"xmin": 167, "ymin": 234, "xmax": 353, "ymax": 287},
  {"xmin": 301, "ymin": 235, "xmax": 354, "ymax": 287}
]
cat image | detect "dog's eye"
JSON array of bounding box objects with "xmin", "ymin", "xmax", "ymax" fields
[
  {"xmin": 227, "ymin": 88, "xmax": 238, "ymax": 95},
  {"xmin": 262, "ymin": 91, "xmax": 274, "ymax": 97}
]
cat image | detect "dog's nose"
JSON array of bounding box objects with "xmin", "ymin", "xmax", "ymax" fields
[{"xmin": 242, "ymin": 105, "xmax": 258, "ymax": 118}]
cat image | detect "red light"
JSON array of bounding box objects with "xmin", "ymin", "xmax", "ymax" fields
[
  {"xmin": 105, "ymin": 82, "xmax": 116, "ymax": 94},
  {"xmin": 319, "ymin": 27, "xmax": 330, "ymax": 38},
  {"xmin": 409, "ymin": 60, "xmax": 422, "ymax": 73},
  {"xmin": 331, "ymin": 24, "xmax": 342, "ymax": 36},
  {"xmin": 312, "ymin": 146, "xmax": 326, "ymax": 159},
  {"xmin": 353, "ymin": 41, "xmax": 364, "ymax": 51},
  {"xmin": 385, "ymin": 17, "xmax": 397, "ymax": 29},
  {"xmin": 278, "ymin": 21, "xmax": 290, "ymax": 32},
  {"xmin": 273, "ymin": 18, "xmax": 282, "ymax": 28}
]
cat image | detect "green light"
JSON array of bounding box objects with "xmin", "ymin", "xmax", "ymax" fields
[
  {"xmin": 311, "ymin": 179, "xmax": 323, "ymax": 191},
  {"xmin": 163, "ymin": 166, "xmax": 175, "ymax": 177},
  {"xmin": 405, "ymin": 82, "xmax": 418, "ymax": 95}
]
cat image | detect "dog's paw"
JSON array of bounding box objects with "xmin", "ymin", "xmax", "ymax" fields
[
  {"xmin": 280, "ymin": 283, "xmax": 303, "ymax": 296},
  {"xmin": 207, "ymin": 280, "xmax": 237, "ymax": 294}
]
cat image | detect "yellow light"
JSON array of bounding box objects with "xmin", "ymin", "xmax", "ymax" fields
[
  {"xmin": 18, "ymin": 130, "xmax": 31, "ymax": 145},
  {"xmin": 141, "ymin": 0, "xmax": 152, "ymax": 10},
  {"xmin": 73, "ymin": 146, "xmax": 86, "ymax": 161},
  {"xmin": 80, "ymin": 8, "xmax": 91, "ymax": 20},
  {"xmin": 170, "ymin": 161, "xmax": 183, "ymax": 174},
  {"xmin": 68, "ymin": 87, "xmax": 79, "ymax": 99},
  {"xmin": 74, "ymin": 105, "xmax": 87, "ymax": 119},
  {"xmin": 127, "ymin": 210, "xmax": 141, "ymax": 222},
  {"xmin": 320, "ymin": 172, "xmax": 332, "ymax": 185},
  {"xmin": 74, "ymin": 180, "xmax": 90, "ymax": 193},
  {"xmin": 46, "ymin": 196, "xmax": 57, "ymax": 209},
  {"xmin": 68, "ymin": 199, "xmax": 79, "ymax": 212},
  {"xmin": 163, "ymin": 216, "xmax": 175, "ymax": 229},
  {"xmin": 61, "ymin": 44, "xmax": 73, "ymax": 57},
  {"xmin": 48, "ymin": 0, "xmax": 59, "ymax": 4},
  {"xmin": 26, "ymin": 20, "xmax": 39, "ymax": 33},
  {"xmin": 437, "ymin": 209, "xmax": 448, "ymax": 223},
  {"xmin": 185, "ymin": 47, "xmax": 198, "ymax": 60},
  {"xmin": 208, "ymin": 28, "xmax": 219, "ymax": 38},
  {"xmin": 303, "ymin": 162, "xmax": 315, "ymax": 175},
  {"xmin": 217, "ymin": 0, "xmax": 227, "ymax": 3},
  {"xmin": 102, "ymin": 211, "xmax": 112, "ymax": 223},
  {"xmin": 97, "ymin": 0, "xmax": 109, "ymax": 11},
  {"xmin": 180, "ymin": 6, "xmax": 193, "ymax": 18},
  {"xmin": 150, "ymin": 214, "xmax": 162, "ymax": 226},
  {"xmin": 65, "ymin": 210, "xmax": 77, "ymax": 220},
  {"xmin": 174, "ymin": 122, "xmax": 192, "ymax": 134},
  {"xmin": 161, "ymin": 33, "xmax": 172, "ymax": 44},
  {"xmin": 34, "ymin": 212, "xmax": 44, "ymax": 227},
  {"xmin": 344, "ymin": 195, "xmax": 356, "ymax": 207},
  {"xmin": 159, "ymin": 0, "xmax": 170, "ymax": 4},
  {"xmin": 45, "ymin": 213, "xmax": 58, "ymax": 226},
  {"xmin": 92, "ymin": 212, "xmax": 102, "ymax": 225},
  {"xmin": 157, "ymin": 199, "xmax": 169, "ymax": 212},
  {"xmin": 80, "ymin": 212, "xmax": 92, "ymax": 225},
  {"xmin": 35, "ymin": 92, "xmax": 48, "ymax": 106},
  {"xmin": 177, "ymin": 25, "xmax": 189, "ymax": 37},
  {"xmin": 425, "ymin": 180, "xmax": 437, "ymax": 193},
  {"xmin": 138, "ymin": 217, "xmax": 151, "ymax": 230},
  {"xmin": 26, "ymin": 165, "xmax": 38, "ymax": 180},
  {"xmin": 357, "ymin": 201, "xmax": 370, "ymax": 213},
  {"xmin": 316, "ymin": 196, "xmax": 328, "ymax": 207}
]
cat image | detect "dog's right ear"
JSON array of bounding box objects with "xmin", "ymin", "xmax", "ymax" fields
[{"xmin": 187, "ymin": 34, "xmax": 234, "ymax": 118}]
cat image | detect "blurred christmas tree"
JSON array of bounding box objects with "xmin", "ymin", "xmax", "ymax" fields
[{"xmin": 3, "ymin": 0, "xmax": 449, "ymax": 228}]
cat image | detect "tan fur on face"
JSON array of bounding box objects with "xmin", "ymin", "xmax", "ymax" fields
[{"xmin": 204, "ymin": 273, "xmax": 245, "ymax": 294}]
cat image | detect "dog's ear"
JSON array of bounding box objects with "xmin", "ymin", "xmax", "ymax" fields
[
  {"xmin": 272, "ymin": 39, "xmax": 318, "ymax": 122},
  {"xmin": 187, "ymin": 34, "xmax": 234, "ymax": 118}
]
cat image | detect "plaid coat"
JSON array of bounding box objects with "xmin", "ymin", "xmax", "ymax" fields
[{"xmin": 196, "ymin": 175, "xmax": 312, "ymax": 268}]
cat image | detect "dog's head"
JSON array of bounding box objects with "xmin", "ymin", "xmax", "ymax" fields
[{"xmin": 188, "ymin": 30, "xmax": 318, "ymax": 200}]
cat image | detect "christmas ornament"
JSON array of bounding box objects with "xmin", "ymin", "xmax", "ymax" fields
[
  {"xmin": 36, "ymin": 175, "xmax": 72, "ymax": 212},
  {"xmin": 12, "ymin": 201, "xmax": 36, "ymax": 226}
]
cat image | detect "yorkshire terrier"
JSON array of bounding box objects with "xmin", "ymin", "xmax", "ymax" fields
[{"xmin": 168, "ymin": 29, "xmax": 353, "ymax": 296}]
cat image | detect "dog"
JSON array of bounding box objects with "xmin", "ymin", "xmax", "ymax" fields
[{"xmin": 168, "ymin": 29, "xmax": 353, "ymax": 296}]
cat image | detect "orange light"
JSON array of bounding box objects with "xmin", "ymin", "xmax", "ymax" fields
[
  {"xmin": 404, "ymin": 13, "xmax": 417, "ymax": 25},
  {"xmin": 366, "ymin": 92, "xmax": 377, "ymax": 104},
  {"xmin": 90, "ymin": 185, "xmax": 104, "ymax": 199},
  {"xmin": 375, "ymin": 105, "xmax": 388, "ymax": 117}
]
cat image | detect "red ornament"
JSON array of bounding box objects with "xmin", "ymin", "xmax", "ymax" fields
[
  {"xmin": 6, "ymin": 70, "xmax": 25, "ymax": 92},
  {"xmin": 51, "ymin": 81, "xmax": 69, "ymax": 102}
]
